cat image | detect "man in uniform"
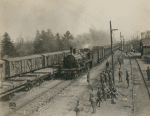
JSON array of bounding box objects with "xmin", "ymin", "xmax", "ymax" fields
[
  {"xmin": 87, "ymin": 71, "xmax": 90, "ymax": 84},
  {"xmin": 91, "ymin": 96, "xmax": 97, "ymax": 113},
  {"xmin": 126, "ymin": 71, "xmax": 129, "ymax": 88},
  {"xmin": 111, "ymin": 84, "xmax": 117, "ymax": 104},
  {"xmin": 97, "ymin": 87, "xmax": 102, "ymax": 107},
  {"xmin": 102, "ymin": 82, "xmax": 107, "ymax": 101},
  {"xmin": 146, "ymin": 67, "xmax": 150, "ymax": 81},
  {"xmin": 103, "ymin": 71, "xmax": 107, "ymax": 83},
  {"xmin": 108, "ymin": 69, "xmax": 112, "ymax": 86},
  {"xmin": 100, "ymin": 72, "xmax": 104, "ymax": 85},
  {"xmin": 74, "ymin": 100, "xmax": 83, "ymax": 116},
  {"xmin": 118, "ymin": 68, "xmax": 123, "ymax": 82},
  {"xmin": 89, "ymin": 88, "xmax": 97, "ymax": 113},
  {"xmin": 106, "ymin": 60, "xmax": 109, "ymax": 69}
]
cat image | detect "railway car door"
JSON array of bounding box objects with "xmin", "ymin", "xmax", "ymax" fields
[
  {"xmin": 42, "ymin": 56, "xmax": 46, "ymax": 68},
  {"xmin": 54, "ymin": 54, "xmax": 57, "ymax": 65},
  {"xmin": 0, "ymin": 61, "xmax": 5, "ymax": 82},
  {"xmin": 10, "ymin": 61, "xmax": 16, "ymax": 77},
  {"xmin": 15, "ymin": 61, "xmax": 22, "ymax": 75},
  {"xmin": 26, "ymin": 59, "xmax": 32, "ymax": 72}
]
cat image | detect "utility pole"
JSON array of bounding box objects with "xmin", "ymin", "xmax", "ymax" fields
[
  {"xmin": 123, "ymin": 36, "xmax": 124, "ymax": 52},
  {"xmin": 120, "ymin": 32, "xmax": 122, "ymax": 51},
  {"xmin": 110, "ymin": 21, "xmax": 118, "ymax": 85}
]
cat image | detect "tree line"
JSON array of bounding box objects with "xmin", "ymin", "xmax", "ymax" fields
[{"xmin": 1, "ymin": 30, "xmax": 77, "ymax": 58}]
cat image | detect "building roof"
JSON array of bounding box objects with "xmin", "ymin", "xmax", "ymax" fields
[{"xmin": 4, "ymin": 54, "xmax": 42, "ymax": 62}]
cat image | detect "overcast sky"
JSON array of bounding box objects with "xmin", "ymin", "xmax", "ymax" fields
[{"xmin": 0, "ymin": 0, "xmax": 150, "ymax": 42}]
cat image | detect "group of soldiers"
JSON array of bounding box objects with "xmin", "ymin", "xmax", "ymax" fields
[
  {"xmin": 75, "ymin": 66, "xmax": 117, "ymax": 116},
  {"xmin": 75, "ymin": 59, "xmax": 132, "ymax": 115},
  {"xmin": 87, "ymin": 60, "xmax": 117, "ymax": 114}
]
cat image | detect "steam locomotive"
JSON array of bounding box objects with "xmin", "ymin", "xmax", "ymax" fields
[{"xmin": 60, "ymin": 43, "xmax": 120, "ymax": 78}]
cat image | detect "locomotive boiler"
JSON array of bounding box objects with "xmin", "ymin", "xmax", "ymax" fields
[
  {"xmin": 64, "ymin": 52, "xmax": 87, "ymax": 68},
  {"xmin": 61, "ymin": 48, "xmax": 92, "ymax": 78}
]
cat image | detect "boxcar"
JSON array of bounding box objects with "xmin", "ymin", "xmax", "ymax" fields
[
  {"xmin": 92, "ymin": 50, "xmax": 99, "ymax": 66},
  {"xmin": 104, "ymin": 45, "xmax": 111, "ymax": 56},
  {"xmin": 42, "ymin": 51, "xmax": 64, "ymax": 67},
  {"xmin": 4, "ymin": 55, "xmax": 43, "ymax": 78},
  {"xmin": 0, "ymin": 60, "xmax": 5, "ymax": 81}
]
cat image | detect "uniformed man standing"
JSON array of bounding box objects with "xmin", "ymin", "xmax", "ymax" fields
[
  {"xmin": 97, "ymin": 87, "xmax": 102, "ymax": 107},
  {"xmin": 100, "ymin": 73, "xmax": 104, "ymax": 84},
  {"xmin": 87, "ymin": 71, "xmax": 90, "ymax": 84},
  {"xmin": 102, "ymin": 82, "xmax": 107, "ymax": 101},
  {"xmin": 126, "ymin": 71, "xmax": 129, "ymax": 88},
  {"xmin": 74, "ymin": 100, "xmax": 83, "ymax": 116},
  {"xmin": 118, "ymin": 68, "xmax": 123, "ymax": 82},
  {"xmin": 91, "ymin": 96, "xmax": 97, "ymax": 113},
  {"xmin": 108, "ymin": 69, "xmax": 112, "ymax": 87},
  {"xmin": 106, "ymin": 60, "xmax": 109, "ymax": 69},
  {"xmin": 111, "ymin": 85, "xmax": 117, "ymax": 104},
  {"xmin": 89, "ymin": 88, "xmax": 97, "ymax": 113},
  {"xmin": 146, "ymin": 67, "xmax": 150, "ymax": 81},
  {"xmin": 103, "ymin": 71, "xmax": 107, "ymax": 83}
]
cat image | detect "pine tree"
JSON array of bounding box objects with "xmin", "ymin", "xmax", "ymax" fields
[
  {"xmin": 62, "ymin": 31, "xmax": 74, "ymax": 50},
  {"xmin": 56, "ymin": 33, "xmax": 63, "ymax": 51},
  {"xmin": 1, "ymin": 32, "xmax": 16, "ymax": 58},
  {"xmin": 34, "ymin": 30, "xmax": 43, "ymax": 54}
]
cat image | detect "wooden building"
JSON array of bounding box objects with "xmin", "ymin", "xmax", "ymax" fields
[{"xmin": 140, "ymin": 38, "xmax": 150, "ymax": 56}]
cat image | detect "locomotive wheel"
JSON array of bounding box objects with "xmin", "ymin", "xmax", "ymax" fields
[{"xmin": 8, "ymin": 92, "xmax": 14, "ymax": 100}]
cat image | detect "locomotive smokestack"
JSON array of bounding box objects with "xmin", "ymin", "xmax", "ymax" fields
[
  {"xmin": 70, "ymin": 46, "xmax": 73, "ymax": 54},
  {"xmin": 73, "ymin": 48, "xmax": 76, "ymax": 54}
]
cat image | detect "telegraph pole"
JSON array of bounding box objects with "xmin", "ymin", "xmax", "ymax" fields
[
  {"xmin": 110, "ymin": 21, "xmax": 118, "ymax": 85},
  {"xmin": 123, "ymin": 36, "xmax": 124, "ymax": 51},
  {"xmin": 110, "ymin": 21, "xmax": 113, "ymax": 83},
  {"xmin": 120, "ymin": 32, "xmax": 122, "ymax": 51}
]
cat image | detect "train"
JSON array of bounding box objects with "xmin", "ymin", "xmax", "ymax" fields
[{"xmin": 0, "ymin": 43, "xmax": 120, "ymax": 99}]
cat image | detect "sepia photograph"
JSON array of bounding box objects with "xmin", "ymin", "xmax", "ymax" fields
[{"xmin": 0, "ymin": 0, "xmax": 150, "ymax": 116}]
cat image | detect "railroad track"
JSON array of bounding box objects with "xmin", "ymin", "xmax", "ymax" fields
[
  {"xmin": 128, "ymin": 53, "xmax": 150, "ymax": 116},
  {"xmin": 6, "ymin": 50, "xmax": 120, "ymax": 116}
]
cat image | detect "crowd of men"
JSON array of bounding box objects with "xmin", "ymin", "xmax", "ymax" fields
[
  {"xmin": 74, "ymin": 56, "xmax": 132, "ymax": 115},
  {"xmin": 75, "ymin": 61, "xmax": 118, "ymax": 115}
]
